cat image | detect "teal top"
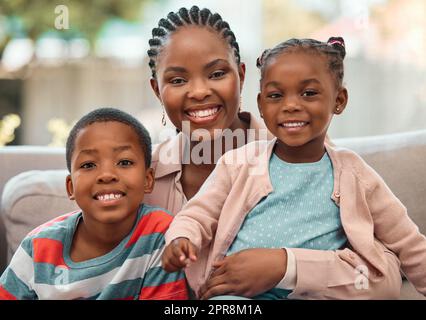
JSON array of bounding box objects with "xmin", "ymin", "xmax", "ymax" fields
[{"xmin": 227, "ymin": 151, "xmax": 348, "ymax": 299}]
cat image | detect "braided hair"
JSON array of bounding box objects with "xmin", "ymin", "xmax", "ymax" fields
[
  {"xmin": 147, "ymin": 6, "xmax": 241, "ymax": 78},
  {"xmin": 256, "ymin": 37, "xmax": 346, "ymax": 88}
]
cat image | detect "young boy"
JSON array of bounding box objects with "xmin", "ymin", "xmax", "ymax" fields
[{"xmin": 0, "ymin": 108, "xmax": 188, "ymax": 300}]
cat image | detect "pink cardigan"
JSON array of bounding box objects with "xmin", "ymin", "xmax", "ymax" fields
[{"xmin": 165, "ymin": 139, "xmax": 426, "ymax": 299}]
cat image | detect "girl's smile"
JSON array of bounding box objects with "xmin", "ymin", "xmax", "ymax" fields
[
  {"xmin": 258, "ymin": 51, "xmax": 348, "ymax": 163},
  {"xmin": 279, "ymin": 120, "xmax": 310, "ymax": 133}
]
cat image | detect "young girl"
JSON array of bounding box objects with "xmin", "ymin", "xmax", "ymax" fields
[{"xmin": 162, "ymin": 38, "xmax": 426, "ymax": 299}]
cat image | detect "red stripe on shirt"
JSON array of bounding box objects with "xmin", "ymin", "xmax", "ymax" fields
[
  {"xmin": 126, "ymin": 210, "xmax": 173, "ymax": 248},
  {"xmin": 33, "ymin": 238, "xmax": 69, "ymax": 268},
  {"xmin": 28, "ymin": 211, "xmax": 79, "ymax": 237},
  {"xmin": 139, "ymin": 278, "xmax": 188, "ymax": 300},
  {"xmin": 0, "ymin": 286, "xmax": 17, "ymax": 300},
  {"xmin": 114, "ymin": 296, "xmax": 135, "ymax": 300}
]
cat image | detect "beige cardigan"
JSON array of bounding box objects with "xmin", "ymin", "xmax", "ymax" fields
[{"xmin": 165, "ymin": 139, "xmax": 426, "ymax": 299}]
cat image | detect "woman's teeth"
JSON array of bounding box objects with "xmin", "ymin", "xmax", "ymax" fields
[{"xmin": 187, "ymin": 107, "xmax": 219, "ymax": 118}]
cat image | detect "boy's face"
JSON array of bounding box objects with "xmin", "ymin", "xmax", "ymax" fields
[{"xmin": 66, "ymin": 121, "xmax": 154, "ymax": 225}]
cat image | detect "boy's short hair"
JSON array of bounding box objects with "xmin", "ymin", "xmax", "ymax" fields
[{"xmin": 65, "ymin": 108, "xmax": 152, "ymax": 172}]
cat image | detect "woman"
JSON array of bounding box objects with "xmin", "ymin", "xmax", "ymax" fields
[{"xmin": 143, "ymin": 6, "xmax": 281, "ymax": 299}]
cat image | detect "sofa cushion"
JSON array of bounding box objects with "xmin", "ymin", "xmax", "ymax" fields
[{"xmin": 1, "ymin": 169, "xmax": 77, "ymax": 262}]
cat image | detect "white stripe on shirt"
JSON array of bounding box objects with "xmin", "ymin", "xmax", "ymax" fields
[{"xmin": 32, "ymin": 248, "xmax": 162, "ymax": 300}]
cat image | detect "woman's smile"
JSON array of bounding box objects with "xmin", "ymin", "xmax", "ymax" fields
[{"xmin": 184, "ymin": 105, "xmax": 223, "ymax": 125}]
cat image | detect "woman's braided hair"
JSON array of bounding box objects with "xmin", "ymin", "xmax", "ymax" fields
[
  {"xmin": 256, "ymin": 37, "xmax": 346, "ymax": 87},
  {"xmin": 147, "ymin": 6, "xmax": 241, "ymax": 78}
]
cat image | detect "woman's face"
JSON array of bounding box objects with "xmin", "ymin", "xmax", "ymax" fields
[{"xmin": 151, "ymin": 25, "xmax": 245, "ymax": 138}]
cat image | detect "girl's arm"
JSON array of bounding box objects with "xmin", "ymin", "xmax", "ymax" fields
[
  {"xmin": 365, "ymin": 164, "xmax": 426, "ymax": 296},
  {"xmin": 164, "ymin": 156, "xmax": 234, "ymax": 251},
  {"xmin": 286, "ymin": 158, "xmax": 425, "ymax": 299},
  {"xmin": 287, "ymin": 245, "xmax": 402, "ymax": 299}
]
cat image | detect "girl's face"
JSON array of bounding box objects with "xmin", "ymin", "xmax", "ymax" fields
[
  {"xmin": 257, "ymin": 51, "xmax": 347, "ymax": 159},
  {"xmin": 150, "ymin": 25, "xmax": 245, "ymax": 138}
]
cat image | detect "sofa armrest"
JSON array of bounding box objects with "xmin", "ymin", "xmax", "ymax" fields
[
  {"xmin": 0, "ymin": 146, "xmax": 67, "ymax": 273},
  {"xmin": 1, "ymin": 170, "xmax": 78, "ymax": 268},
  {"xmin": 0, "ymin": 146, "xmax": 66, "ymax": 208}
]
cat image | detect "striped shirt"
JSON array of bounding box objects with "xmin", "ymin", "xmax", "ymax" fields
[{"xmin": 0, "ymin": 204, "xmax": 188, "ymax": 300}]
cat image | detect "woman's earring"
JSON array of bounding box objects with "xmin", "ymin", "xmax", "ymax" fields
[
  {"xmin": 239, "ymin": 96, "xmax": 242, "ymax": 113},
  {"xmin": 161, "ymin": 110, "xmax": 166, "ymax": 126},
  {"xmin": 336, "ymin": 107, "xmax": 340, "ymax": 113}
]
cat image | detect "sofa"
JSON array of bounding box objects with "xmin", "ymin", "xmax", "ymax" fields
[{"xmin": 1, "ymin": 130, "xmax": 425, "ymax": 300}]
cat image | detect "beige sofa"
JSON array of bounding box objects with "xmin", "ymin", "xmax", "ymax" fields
[{"xmin": 1, "ymin": 130, "xmax": 425, "ymax": 299}]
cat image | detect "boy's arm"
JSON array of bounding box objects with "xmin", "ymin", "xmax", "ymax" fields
[
  {"xmin": 0, "ymin": 239, "xmax": 37, "ymax": 300},
  {"xmin": 165, "ymin": 157, "xmax": 233, "ymax": 250}
]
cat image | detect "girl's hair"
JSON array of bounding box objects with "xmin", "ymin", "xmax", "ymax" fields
[
  {"xmin": 256, "ymin": 37, "xmax": 346, "ymax": 87},
  {"xmin": 147, "ymin": 6, "xmax": 241, "ymax": 78}
]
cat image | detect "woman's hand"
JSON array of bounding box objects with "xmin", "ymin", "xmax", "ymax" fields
[
  {"xmin": 199, "ymin": 248, "xmax": 287, "ymax": 299},
  {"xmin": 162, "ymin": 237, "xmax": 198, "ymax": 272}
]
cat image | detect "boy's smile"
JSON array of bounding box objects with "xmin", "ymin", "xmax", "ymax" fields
[
  {"xmin": 258, "ymin": 51, "xmax": 348, "ymax": 162},
  {"xmin": 93, "ymin": 189, "xmax": 125, "ymax": 205},
  {"xmin": 66, "ymin": 121, "xmax": 154, "ymax": 227}
]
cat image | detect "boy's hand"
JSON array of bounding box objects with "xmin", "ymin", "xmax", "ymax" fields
[
  {"xmin": 199, "ymin": 248, "xmax": 287, "ymax": 299},
  {"xmin": 162, "ymin": 237, "xmax": 198, "ymax": 272}
]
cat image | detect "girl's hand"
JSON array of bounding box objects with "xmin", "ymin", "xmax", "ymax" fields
[
  {"xmin": 199, "ymin": 248, "xmax": 287, "ymax": 299},
  {"xmin": 162, "ymin": 237, "xmax": 198, "ymax": 272}
]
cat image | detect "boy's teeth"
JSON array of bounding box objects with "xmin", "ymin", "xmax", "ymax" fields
[
  {"xmin": 188, "ymin": 107, "xmax": 219, "ymax": 118},
  {"xmin": 97, "ymin": 193, "xmax": 122, "ymax": 201}
]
